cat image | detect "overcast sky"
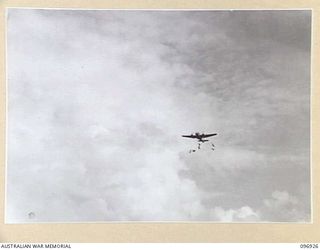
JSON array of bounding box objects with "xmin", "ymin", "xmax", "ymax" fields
[{"xmin": 6, "ymin": 9, "xmax": 311, "ymax": 222}]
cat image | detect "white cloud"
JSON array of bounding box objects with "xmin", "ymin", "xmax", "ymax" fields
[
  {"xmin": 6, "ymin": 9, "xmax": 311, "ymax": 222},
  {"xmin": 210, "ymin": 206, "xmax": 260, "ymax": 222},
  {"xmin": 263, "ymin": 190, "xmax": 298, "ymax": 208},
  {"xmin": 260, "ymin": 191, "xmax": 309, "ymax": 222}
]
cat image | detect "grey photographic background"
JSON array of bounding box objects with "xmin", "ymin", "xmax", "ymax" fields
[{"xmin": 6, "ymin": 9, "xmax": 311, "ymax": 222}]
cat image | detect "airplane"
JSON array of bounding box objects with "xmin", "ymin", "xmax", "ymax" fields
[{"xmin": 182, "ymin": 132, "xmax": 217, "ymax": 143}]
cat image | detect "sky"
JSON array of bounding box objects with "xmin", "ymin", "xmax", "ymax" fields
[{"xmin": 6, "ymin": 9, "xmax": 311, "ymax": 222}]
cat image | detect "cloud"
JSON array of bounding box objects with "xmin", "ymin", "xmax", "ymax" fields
[
  {"xmin": 264, "ymin": 191, "xmax": 298, "ymax": 208},
  {"xmin": 260, "ymin": 191, "xmax": 310, "ymax": 222},
  {"xmin": 6, "ymin": 9, "xmax": 311, "ymax": 222},
  {"xmin": 210, "ymin": 206, "xmax": 260, "ymax": 222}
]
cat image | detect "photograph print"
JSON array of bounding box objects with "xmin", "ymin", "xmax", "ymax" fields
[{"xmin": 6, "ymin": 9, "xmax": 311, "ymax": 223}]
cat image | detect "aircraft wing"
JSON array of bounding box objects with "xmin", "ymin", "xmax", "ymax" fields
[
  {"xmin": 201, "ymin": 133, "xmax": 217, "ymax": 138},
  {"xmin": 182, "ymin": 135, "xmax": 196, "ymax": 138}
]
